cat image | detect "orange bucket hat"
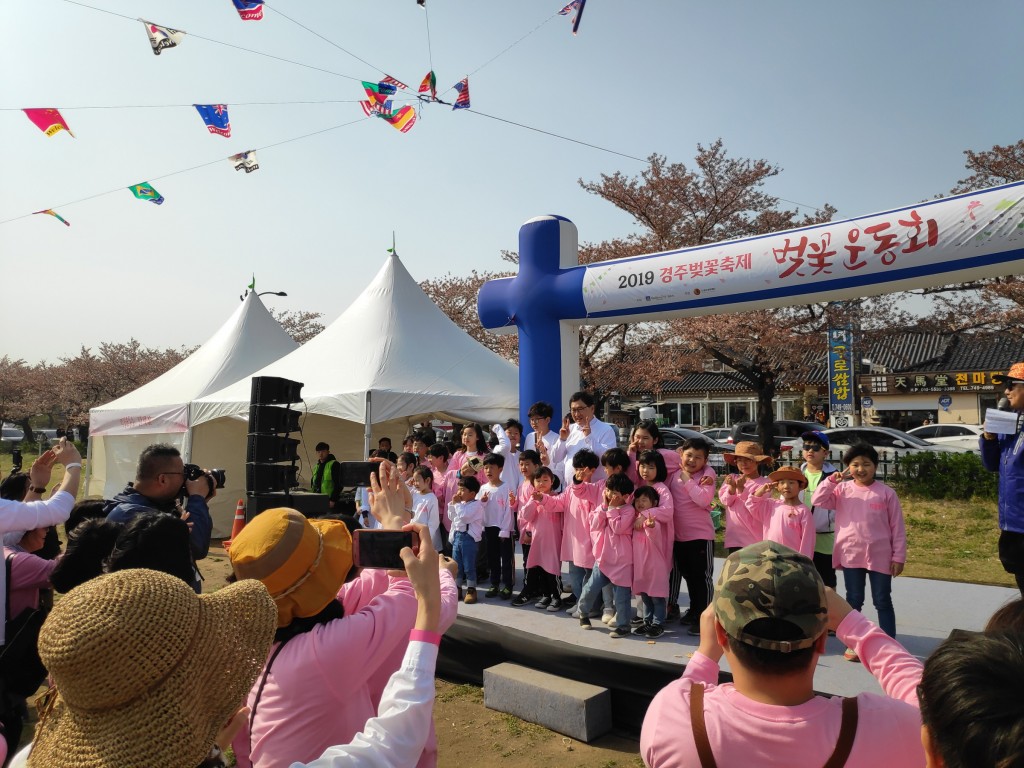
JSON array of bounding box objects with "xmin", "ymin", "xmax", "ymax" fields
[
  {"xmin": 723, "ymin": 441, "xmax": 772, "ymax": 466},
  {"xmin": 768, "ymin": 467, "xmax": 808, "ymax": 488}
]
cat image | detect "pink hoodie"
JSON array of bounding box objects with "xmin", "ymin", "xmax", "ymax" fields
[
  {"xmin": 521, "ymin": 492, "xmax": 565, "ymax": 576},
  {"xmin": 631, "ymin": 482, "xmax": 674, "ymax": 598},
  {"xmin": 591, "ymin": 503, "xmax": 635, "ymax": 588},
  {"xmin": 560, "ymin": 480, "xmax": 602, "ymax": 567},
  {"xmin": 811, "ymin": 478, "xmax": 907, "ymax": 573},
  {"xmin": 719, "ymin": 475, "xmax": 770, "ymax": 549},
  {"xmin": 669, "ymin": 463, "xmax": 718, "ymax": 541},
  {"xmin": 744, "ymin": 494, "xmax": 815, "ymax": 558}
]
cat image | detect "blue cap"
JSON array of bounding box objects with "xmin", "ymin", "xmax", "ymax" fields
[{"xmin": 800, "ymin": 430, "xmax": 829, "ymax": 449}]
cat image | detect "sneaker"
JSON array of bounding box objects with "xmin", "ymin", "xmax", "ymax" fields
[
  {"xmin": 499, "ymin": 588, "xmax": 513, "ymax": 600},
  {"xmin": 646, "ymin": 624, "xmax": 666, "ymax": 639},
  {"xmin": 686, "ymin": 623, "xmax": 701, "ymax": 637},
  {"xmin": 562, "ymin": 594, "xmax": 577, "ymax": 608},
  {"xmin": 629, "ymin": 616, "xmax": 646, "ymax": 628},
  {"xmin": 601, "ymin": 611, "xmax": 616, "ymax": 625},
  {"xmin": 546, "ymin": 598, "xmax": 564, "ymax": 612},
  {"xmin": 569, "ymin": 608, "xmax": 582, "ymax": 619},
  {"xmin": 534, "ymin": 596, "xmax": 552, "ymax": 609},
  {"xmin": 565, "ymin": 602, "xmax": 578, "ymax": 614},
  {"xmin": 464, "ymin": 588, "xmax": 478, "ymax": 605},
  {"xmin": 485, "ymin": 586, "xmax": 500, "ymax": 598},
  {"xmin": 679, "ymin": 609, "xmax": 697, "ymax": 625},
  {"xmin": 609, "ymin": 627, "xmax": 629, "ymax": 639},
  {"xmin": 631, "ymin": 623, "xmax": 650, "ymax": 636},
  {"xmin": 843, "ymin": 648, "xmax": 859, "ymax": 662},
  {"xmin": 666, "ymin": 604, "xmax": 681, "ymax": 622},
  {"xmin": 580, "ymin": 616, "xmax": 592, "ymax": 630}
]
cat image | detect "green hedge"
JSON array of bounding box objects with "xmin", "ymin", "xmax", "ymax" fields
[{"xmin": 891, "ymin": 452, "xmax": 997, "ymax": 500}]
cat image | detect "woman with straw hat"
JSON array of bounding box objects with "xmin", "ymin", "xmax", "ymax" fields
[{"xmin": 228, "ymin": 461, "xmax": 458, "ymax": 768}]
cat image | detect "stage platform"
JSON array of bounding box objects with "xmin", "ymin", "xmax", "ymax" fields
[{"xmin": 437, "ymin": 555, "xmax": 1018, "ymax": 734}]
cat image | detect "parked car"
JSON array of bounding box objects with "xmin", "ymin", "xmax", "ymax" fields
[
  {"xmin": 906, "ymin": 423, "xmax": 984, "ymax": 452},
  {"xmin": 658, "ymin": 427, "xmax": 729, "ymax": 469},
  {"xmin": 729, "ymin": 420, "xmax": 819, "ymax": 448},
  {"xmin": 701, "ymin": 427, "xmax": 731, "ymax": 442},
  {"xmin": 781, "ymin": 426, "xmax": 963, "ymax": 460},
  {"xmin": 1, "ymin": 425, "xmax": 24, "ymax": 443}
]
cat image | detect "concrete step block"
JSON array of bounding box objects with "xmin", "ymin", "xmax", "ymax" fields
[{"xmin": 483, "ymin": 662, "xmax": 612, "ymax": 743}]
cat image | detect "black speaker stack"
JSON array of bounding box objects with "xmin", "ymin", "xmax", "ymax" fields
[{"xmin": 246, "ymin": 376, "xmax": 305, "ymax": 520}]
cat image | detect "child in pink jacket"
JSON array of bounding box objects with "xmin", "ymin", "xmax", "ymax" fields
[
  {"xmin": 811, "ymin": 443, "xmax": 906, "ymax": 648},
  {"xmin": 743, "ymin": 467, "xmax": 815, "ymax": 558},
  {"xmin": 510, "ymin": 449, "xmax": 541, "ymax": 606},
  {"xmin": 520, "ymin": 466, "xmax": 565, "ymax": 610},
  {"xmin": 562, "ymin": 449, "xmax": 602, "ymax": 608},
  {"xmin": 577, "ymin": 473, "xmax": 636, "ymax": 639},
  {"xmin": 630, "ymin": 483, "xmax": 673, "ymax": 638},
  {"xmin": 718, "ymin": 441, "xmax": 773, "ymax": 552}
]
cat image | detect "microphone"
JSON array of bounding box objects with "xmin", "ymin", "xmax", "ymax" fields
[{"xmin": 998, "ymin": 397, "xmax": 1011, "ymax": 411}]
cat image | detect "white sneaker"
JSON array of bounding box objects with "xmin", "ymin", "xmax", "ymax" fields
[
  {"xmin": 569, "ymin": 608, "xmax": 581, "ymax": 619},
  {"xmin": 601, "ymin": 612, "xmax": 615, "ymax": 625}
]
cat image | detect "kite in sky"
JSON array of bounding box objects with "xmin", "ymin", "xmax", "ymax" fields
[
  {"xmin": 452, "ymin": 78, "xmax": 470, "ymax": 110},
  {"xmin": 23, "ymin": 108, "xmax": 74, "ymax": 138},
  {"xmin": 128, "ymin": 183, "xmax": 165, "ymax": 205},
  {"xmin": 33, "ymin": 209, "xmax": 70, "ymax": 227},
  {"xmin": 231, "ymin": 0, "xmax": 264, "ymax": 21},
  {"xmin": 558, "ymin": 0, "xmax": 587, "ymax": 35},
  {"xmin": 140, "ymin": 19, "xmax": 185, "ymax": 54},
  {"xmin": 230, "ymin": 151, "xmax": 260, "ymax": 173},
  {"xmin": 418, "ymin": 71, "xmax": 437, "ymax": 101},
  {"xmin": 194, "ymin": 104, "xmax": 232, "ymax": 137}
]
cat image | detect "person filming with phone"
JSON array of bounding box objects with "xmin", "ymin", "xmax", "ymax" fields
[{"xmin": 104, "ymin": 443, "xmax": 215, "ymax": 592}]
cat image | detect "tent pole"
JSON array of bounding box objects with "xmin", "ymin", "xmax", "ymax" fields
[{"xmin": 364, "ymin": 391, "xmax": 372, "ymax": 459}]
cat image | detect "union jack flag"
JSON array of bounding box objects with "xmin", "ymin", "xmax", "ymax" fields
[
  {"xmin": 557, "ymin": 1, "xmax": 580, "ymax": 15},
  {"xmin": 452, "ymin": 77, "xmax": 470, "ymax": 110}
]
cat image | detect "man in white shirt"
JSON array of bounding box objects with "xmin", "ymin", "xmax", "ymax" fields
[{"xmin": 552, "ymin": 391, "xmax": 618, "ymax": 482}]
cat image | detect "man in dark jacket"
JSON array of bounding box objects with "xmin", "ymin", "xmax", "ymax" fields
[
  {"xmin": 982, "ymin": 361, "xmax": 1024, "ymax": 596},
  {"xmin": 311, "ymin": 442, "xmax": 343, "ymax": 508},
  {"xmin": 104, "ymin": 443, "xmax": 213, "ymax": 592}
]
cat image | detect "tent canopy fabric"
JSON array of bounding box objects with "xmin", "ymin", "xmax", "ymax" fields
[{"xmin": 191, "ymin": 253, "xmax": 519, "ymax": 428}]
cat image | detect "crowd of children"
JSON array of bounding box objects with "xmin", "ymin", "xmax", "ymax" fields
[{"xmin": 378, "ymin": 403, "xmax": 908, "ymax": 654}]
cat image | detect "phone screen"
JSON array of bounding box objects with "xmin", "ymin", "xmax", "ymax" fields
[
  {"xmin": 353, "ymin": 530, "xmax": 418, "ymax": 569},
  {"xmin": 338, "ymin": 461, "xmax": 378, "ymax": 488}
]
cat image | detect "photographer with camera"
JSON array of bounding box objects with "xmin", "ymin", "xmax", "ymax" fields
[{"xmin": 104, "ymin": 444, "xmax": 215, "ymax": 592}]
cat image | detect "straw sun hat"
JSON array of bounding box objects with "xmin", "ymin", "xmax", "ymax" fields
[
  {"xmin": 228, "ymin": 507, "xmax": 354, "ymax": 628},
  {"xmin": 722, "ymin": 441, "xmax": 772, "ymax": 465},
  {"xmin": 28, "ymin": 568, "xmax": 277, "ymax": 768}
]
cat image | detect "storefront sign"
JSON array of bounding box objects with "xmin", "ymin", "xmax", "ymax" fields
[
  {"xmin": 860, "ymin": 370, "xmax": 1007, "ymax": 394},
  {"xmin": 828, "ymin": 328, "xmax": 855, "ymax": 416}
]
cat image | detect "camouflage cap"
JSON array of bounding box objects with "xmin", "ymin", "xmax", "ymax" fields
[{"xmin": 714, "ymin": 541, "xmax": 827, "ymax": 652}]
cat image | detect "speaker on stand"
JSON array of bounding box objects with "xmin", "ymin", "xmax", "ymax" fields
[{"xmin": 246, "ymin": 377, "xmax": 306, "ymax": 521}]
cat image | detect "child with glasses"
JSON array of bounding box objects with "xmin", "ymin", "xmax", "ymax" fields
[{"xmin": 799, "ymin": 430, "xmax": 839, "ymax": 589}]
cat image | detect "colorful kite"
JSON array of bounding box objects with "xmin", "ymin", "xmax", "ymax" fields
[
  {"xmin": 381, "ymin": 75, "xmax": 408, "ymax": 90},
  {"xmin": 194, "ymin": 104, "xmax": 231, "ymax": 137},
  {"xmin": 128, "ymin": 183, "xmax": 165, "ymax": 205},
  {"xmin": 23, "ymin": 108, "xmax": 74, "ymax": 138},
  {"xmin": 558, "ymin": 0, "xmax": 587, "ymax": 34},
  {"xmin": 140, "ymin": 19, "xmax": 185, "ymax": 54},
  {"xmin": 360, "ymin": 99, "xmax": 393, "ymax": 117},
  {"xmin": 452, "ymin": 77, "xmax": 470, "ymax": 110},
  {"xmin": 382, "ymin": 105, "xmax": 416, "ymax": 133},
  {"xmin": 362, "ymin": 81, "xmax": 397, "ymax": 105},
  {"xmin": 418, "ymin": 71, "xmax": 437, "ymax": 100},
  {"xmin": 229, "ymin": 151, "xmax": 259, "ymax": 173},
  {"xmin": 231, "ymin": 0, "xmax": 264, "ymax": 20},
  {"xmin": 33, "ymin": 209, "xmax": 70, "ymax": 227}
]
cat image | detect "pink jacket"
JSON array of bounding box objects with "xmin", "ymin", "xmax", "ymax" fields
[
  {"xmin": 631, "ymin": 483, "xmax": 674, "ymax": 597},
  {"xmin": 591, "ymin": 503, "xmax": 635, "ymax": 587},
  {"xmin": 522, "ymin": 492, "xmax": 565, "ymax": 575},
  {"xmin": 3, "ymin": 549, "xmax": 57, "ymax": 617},
  {"xmin": 719, "ymin": 475, "xmax": 770, "ymax": 549},
  {"xmin": 669, "ymin": 464, "xmax": 717, "ymax": 542},
  {"xmin": 626, "ymin": 448, "xmax": 681, "ymax": 487},
  {"xmin": 744, "ymin": 495, "xmax": 815, "ymax": 558},
  {"xmin": 560, "ymin": 480, "xmax": 602, "ymax": 567},
  {"xmin": 233, "ymin": 575, "xmax": 417, "ymax": 768},
  {"xmin": 431, "ymin": 466, "xmax": 459, "ymax": 532},
  {"xmin": 511, "ymin": 480, "xmax": 536, "ymax": 536},
  {"xmin": 811, "ymin": 479, "xmax": 907, "ymax": 573},
  {"xmin": 641, "ymin": 611, "xmax": 925, "ymax": 768}
]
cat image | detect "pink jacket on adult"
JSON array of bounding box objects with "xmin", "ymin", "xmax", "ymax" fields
[
  {"xmin": 669, "ymin": 464, "xmax": 717, "ymax": 542},
  {"xmin": 521, "ymin": 493, "xmax": 565, "ymax": 576},
  {"xmin": 591, "ymin": 503, "xmax": 635, "ymax": 588},
  {"xmin": 631, "ymin": 482, "xmax": 674, "ymax": 598},
  {"xmin": 640, "ymin": 610, "xmax": 925, "ymax": 768},
  {"xmin": 719, "ymin": 475, "xmax": 770, "ymax": 549},
  {"xmin": 3, "ymin": 549, "xmax": 57, "ymax": 618},
  {"xmin": 811, "ymin": 478, "xmax": 907, "ymax": 573},
  {"xmin": 340, "ymin": 568, "xmax": 460, "ymax": 768},
  {"xmin": 560, "ymin": 480, "xmax": 602, "ymax": 567},
  {"xmin": 743, "ymin": 495, "xmax": 815, "ymax": 559},
  {"xmin": 232, "ymin": 575, "xmax": 418, "ymax": 768}
]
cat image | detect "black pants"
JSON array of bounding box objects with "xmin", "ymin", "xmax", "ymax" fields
[
  {"xmin": 999, "ymin": 529, "xmax": 1024, "ymax": 597},
  {"xmin": 539, "ymin": 570, "xmax": 559, "ymax": 599},
  {"xmin": 813, "ymin": 550, "xmax": 838, "ymax": 589},
  {"xmin": 485, "ymin": 526, "xmax": 515, "ymax": 589},
  {"xmin": 670, "ymin": 539, "xmax": 714, "ymax": 616}
]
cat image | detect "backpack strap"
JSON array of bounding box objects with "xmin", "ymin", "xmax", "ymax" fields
[
  {"xmin": 5, "ymin": 553, "xmax": 13, "ymax": 623},
  {"xmin": 823, "ymin": 695, "xmax": 859, "ymax": 768},
  {"xmin": 689, "ymin": 683, "xmax": 719, "ymax": 768}
]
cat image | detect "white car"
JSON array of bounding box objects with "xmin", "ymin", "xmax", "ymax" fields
[
  {"xmin": 780, "ymin": 426, "xmax": 965, "ymax": 460},
  {"xmin": 905, "ymin": 424, "xmax": 984, "ymax": 452},
  {"xmin": 700, "ymin": 427, "xmax": 731, "ymax": 442}
]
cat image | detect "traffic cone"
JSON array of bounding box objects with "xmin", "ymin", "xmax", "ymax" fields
[{"xmin": 223, "ymin": 499, "xmax": 246, "ymax": 552}]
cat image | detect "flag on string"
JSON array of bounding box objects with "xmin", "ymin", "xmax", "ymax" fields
[
  {"xmin": 33, "ymin": 209, "xmax": 70, "ymax": 227},
  {"xmin": 418, "ymin": 71, "xmax": 437, "ymax": 100},
  {"xmin": 452, "ymin": 77, "xmax": 470, "ymax": 110},
  {"xmin": 558, "ymin": 0, "xmax": 586, "ymax": 34},
  {"xmin": 360, "ymin": 100, "xmax": 393, "ymax": 117},
  {"xmin": 128, "ymin": 183, "xmax": 165, "ymax": 205},
  {"xmin": 231, "ymin": 0, "xmax": 264, "ymax": 20},
  {"xmin": 229, "ymin": 150, "xmax": 259, "ymax": 173},
  {"xmin": 194, "ymin": 104, "xmax": 231, "ymax": 137},
  {"xmin": 362, "ymin": 81, "xmax": 396, "ymax": 105},
  {"xmin": 23, "ymin": 108, "xmax": 74, "ymax": 138},
  {"xmin": 140, "ymin": 19, "xmax": 185, "ymax": 54},
  {"xmin": 381, "ymin": 75, "xmax": 408, "ymax": 90},
  {"xmin": 382, "ymin": 105, "xmax": 416, "ymax": 133}
]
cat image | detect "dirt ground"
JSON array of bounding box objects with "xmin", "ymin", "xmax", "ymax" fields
[{"xmin": 202, "ymin": 544, "xmax": 643, "ymax": 768}]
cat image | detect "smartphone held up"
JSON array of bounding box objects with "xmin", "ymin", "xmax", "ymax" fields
[{"xmin": 353, "ymin": 529, "xmax": 420, "ymax": 569}]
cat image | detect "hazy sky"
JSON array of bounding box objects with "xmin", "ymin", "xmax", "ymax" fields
[{"xmin": 2, "ymin": 0, "xmax": 1021, "ymax": 364}]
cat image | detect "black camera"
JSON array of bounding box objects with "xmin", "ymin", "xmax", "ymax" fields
[{"xmin": 183, "ymin": 463, "xmax": 226, "ymax": 497}]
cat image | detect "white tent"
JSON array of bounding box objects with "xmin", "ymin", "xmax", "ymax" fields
[
  {"xmin": 86, "ymin": 293, "xmax": 298, "ymax": 520},
  {"xmin": 190, "ymin": 252, "xmax": 519, "ymax": 532}
]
